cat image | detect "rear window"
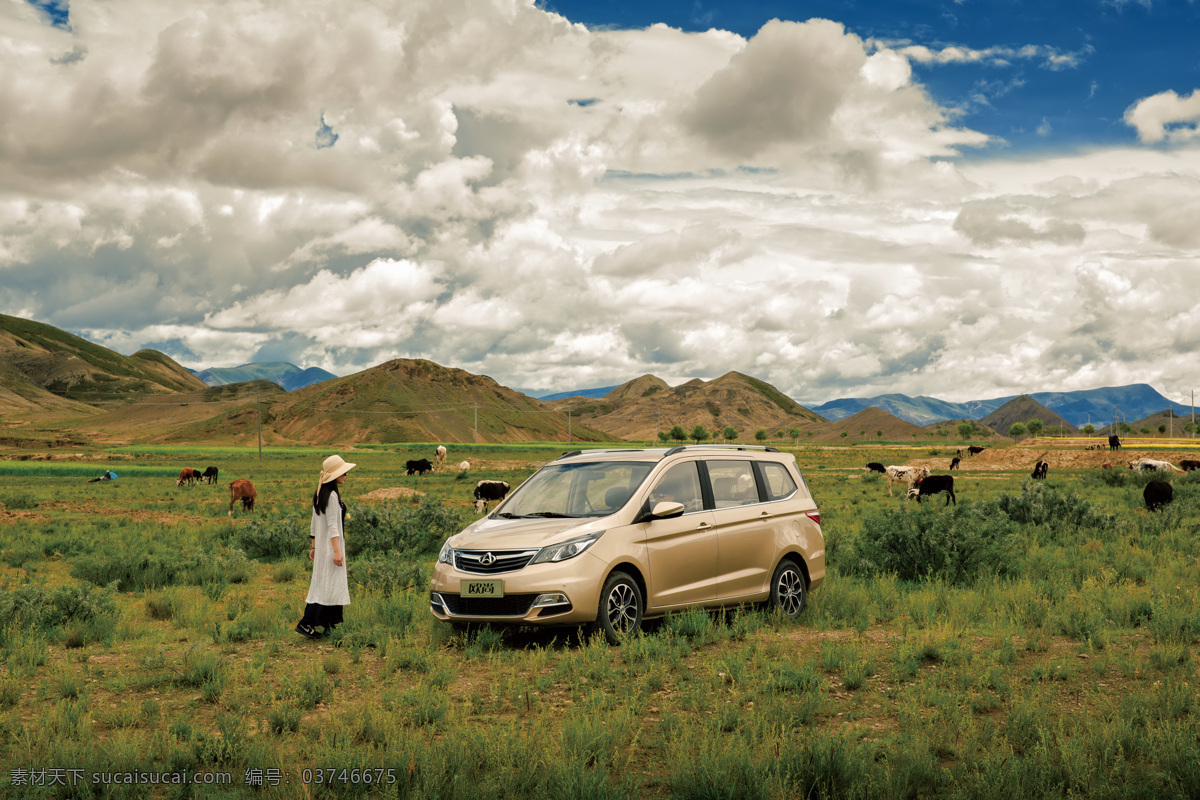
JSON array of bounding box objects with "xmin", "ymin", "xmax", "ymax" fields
[{"xmin": 759, "ymin": 462, "xmax": 798, "ymax": 501}]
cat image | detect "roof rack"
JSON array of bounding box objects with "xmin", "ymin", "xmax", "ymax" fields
[
  {"xmin": 554, "ymin": 448, "xmax": 666, "ymax": 461},
  {"xmin": 662, "ymin": 444, "xmax": 781, "ymax": 456}
]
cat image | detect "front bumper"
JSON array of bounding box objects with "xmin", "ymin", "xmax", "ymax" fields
[{"xmin": 429, "ymin": 560, "xmax": 603, "ymax": 626}]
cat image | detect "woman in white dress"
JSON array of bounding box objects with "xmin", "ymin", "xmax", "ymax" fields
[{"xmin": 295, "ymin": 454, "xmax": 356, "ymax": 639}]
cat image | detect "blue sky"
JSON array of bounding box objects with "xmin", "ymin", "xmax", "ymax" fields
[
  {"xmin": 4, "ymin": 0, "xmax": 1200, "ymax": 405},
  {"xmin": 542, "ymin": 0, "xmax": 1200, "ymax": 151}
]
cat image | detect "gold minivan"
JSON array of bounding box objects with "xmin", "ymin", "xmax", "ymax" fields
[{"xmin": 429, "ymin": 445, "xmax": 825, "ymax": 642}]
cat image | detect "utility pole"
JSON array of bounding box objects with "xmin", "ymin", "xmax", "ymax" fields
[
  {"xmin": 474, "ymin": 403, "xmax": 478, "ymax": 444},
  {"xmin": 256, "ymin": 393, "xmax": 262, "ymax": 459},
  {"xmin": 567, "ymin": 411, "xmax": 572, "ymax": 443}
]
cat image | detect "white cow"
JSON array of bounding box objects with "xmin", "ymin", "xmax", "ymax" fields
[
  {"xmin": 1128, "ymin": 458, "xmax": 1184, "ymax": 475},
  {"xmin": 435, "ymin": 445, "xmax": 447, "ymax": 466},
  {"xmin": 885, "ymin": 465, "xmax": 931, "ymax": 496},
  {"xmin": 457, "ymin": 460, "xmax": 470, "ymax": 471}
]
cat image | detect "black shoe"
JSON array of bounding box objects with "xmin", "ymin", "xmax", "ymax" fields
[{"xmin": 294, "ymin": 623, "xmax": 321, "ymax": 639}]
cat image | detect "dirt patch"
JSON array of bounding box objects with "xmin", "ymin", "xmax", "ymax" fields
[
  {"xmin": 0, "ymin": 509, "xmax": 51, "ymax": 523},
  {"xmin": 360, "ymin": 486, "xmax": 426, "ymax": 502}
]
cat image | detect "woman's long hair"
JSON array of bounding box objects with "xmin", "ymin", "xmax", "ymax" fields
[{"xmin": 313, "ymin": 480, "xmax": 339, "ymax": 515}]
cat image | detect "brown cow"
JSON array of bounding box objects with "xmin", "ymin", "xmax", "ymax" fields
[
  {"xmin": 228, "ymin": 480, "xmax": 257, "ymax": 516},
  {"xmin": 177, "ymin": 467, "xmax": 197, "ymax": 487}
]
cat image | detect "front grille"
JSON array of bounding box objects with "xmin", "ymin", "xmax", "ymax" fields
[
  {"xmin": 441, "ymin": 594, "xmax": 537, "ymax": 617},
  {"xmin": 454, "ymin": 549, "xmax": 538, "ymax": 575}
]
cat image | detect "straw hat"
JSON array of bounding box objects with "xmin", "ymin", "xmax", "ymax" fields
[{"xmin": 318, "ymin": 454, "xmax": 356, "ymax": 485}]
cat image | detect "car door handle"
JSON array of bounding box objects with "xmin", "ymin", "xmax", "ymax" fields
[
  {"xmin": 696, "ymin": 522, "xmax": 712, "ymax": 530},
  {"xmin": 758, "ymin": 512, "xmax": 772, "ymax": 520}
]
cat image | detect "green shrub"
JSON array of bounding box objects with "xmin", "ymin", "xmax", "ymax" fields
[
  {"xmin": 1, "ymin": 492, "xmax": 39, "ymax": 510},
  {"xmin": 235, "ymin": 514, "xmax": 308, "ymax": 560},
  {"xmin": 350, "ymin": 554, "xmax": 427, "ymax": 597},
  {"xmin": 348, "ymin": 498, "xmax": 466, "ymax": 556},
  {"xmin": 852, "ymin": 505, "xmax": 1017, "ymax": 585},
  {"xmin": 986, "ymin": 481, "xmax": 1113, "ymax": 530}
]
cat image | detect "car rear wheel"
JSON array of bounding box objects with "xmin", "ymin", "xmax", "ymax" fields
[
  {"xmin": 769, "ymin": 559, "xmax": 807, "ymax": 619},
  {"xmin": 595, "ymin": 571, "xmax": 642, "ymax": 644}
]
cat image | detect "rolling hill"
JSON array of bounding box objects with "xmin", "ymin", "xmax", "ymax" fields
[
  {"xmin": 262, "ymin": 359, "xmax": 612, "ymax": 445},
  {"xmin": 0, "ymin": 313, "xmax": 206, "ymax": 413},
  {"xmin": 978, "ymin": 396, "xmax": 1078, "ymax": 437},
  {"xmin": 548, "ymin": 371, "xmax": 824, "ymax": 442}
]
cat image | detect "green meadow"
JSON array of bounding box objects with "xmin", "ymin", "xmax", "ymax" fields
[{"xmin": 1, "ymin": 442, "xmax": 1198, "ymax": 798}]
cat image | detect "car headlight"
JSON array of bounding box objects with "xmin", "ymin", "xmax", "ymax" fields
[
  {"xmin": 530, "ymin": 531, "xmax": 604, "ymax": 564},
  {"xmin": 437, "ymin": 540, "xmax": 454, "ymax": 564}
]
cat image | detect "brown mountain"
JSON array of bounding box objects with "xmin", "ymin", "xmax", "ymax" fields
[
  {"xmin": 548, "ymin": 371, "xmax": 824, "ymax": 442},
  {"xmin": 258, "ymin": 359, "xmax": 613, "ymax": 445},
  {"xmin": 979, "ymin": 396, "xmax": 1078, "ymax": 437},
  {"xmin": 0, "ymin": 313, "xmax": 205, "ymax": 413},
  {"xmin": 806, "ymin": 407, "xmax": 926, "ymax": 442}
]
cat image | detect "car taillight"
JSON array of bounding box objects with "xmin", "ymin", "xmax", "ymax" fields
[{"xmin": 805, "ymin": 511, "xmax": 821, "ymax": 526}]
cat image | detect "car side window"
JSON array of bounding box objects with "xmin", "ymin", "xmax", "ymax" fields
[
  {"xmin": 707, "ymin": 461, "xmax": 758, "ymax": 508},
  {"xmin": 648, "ymin": 462, "xmax": 704, "ymax": 514},
  {"xmin": 759, "ymin": 462, "xmax": 798, "ymax": 501}
]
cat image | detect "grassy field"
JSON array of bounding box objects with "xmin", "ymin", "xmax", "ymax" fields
[{"xmin": 1, "ymin": 441, "xmax": 1198, "ymax": 798}]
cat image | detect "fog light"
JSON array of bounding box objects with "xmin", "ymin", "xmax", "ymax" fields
[
  {"xmin": 430, "ymin": 592, "xmax": 447, "ymax": 613},
  {"xmin": 531, "ymin": 593, "xmax": 570, "ymax": 608}
]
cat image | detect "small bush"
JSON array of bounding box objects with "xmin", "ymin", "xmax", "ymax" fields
[
  {"xmin": 348, "ymin": 498, "xmax": 466, "ymax": 557},
  {"xmin": 266, "ymin": 704, "xmax": 302, "ymax": 735},
  {"xmin": 1, "ymin": 492, "xmax": 39, "ymax": 510},
  {"xmin": 235, "ymin": 514, "xmax": 308, "ymax": 560},
  {"xmin": 852, "ymin": 505, "xmax": 1016, "ymax": 585}
]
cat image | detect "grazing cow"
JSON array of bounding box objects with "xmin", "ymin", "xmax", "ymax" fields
[
  {"xmin": 201, "ymin": 466, "xmax": 219, "ymax": 485},
  {"xmin": 967, "ymin": 446, "xmax": 985, "ymax": 456},
  {"xmin": 866, "ymin": 462, "xmax": 886, "ymax": 473},
  {"xmin": 228, "ymin": 479, "xmax": 256, "ymax": 516},
  {"xmin": 884, "ymin": 465, "xmax": 930, "ymax": 496},
  {"xmin": 949, "ymin": 457, "xmax": 961, "ymax": 471},
  {"xmin": 473, "ymin": 480, "xmax": 511, "ymax": 513},
  {"xmin": 1180, "ymin": 460, "xmax": 1200, "ymax": 472},
  {"xmin": 1143, "ymin": 480, "xmax": 1173, "ymax": 511},
  {"xmin": 435, "ymin": 445, "xmax": 447, "ymax": 466},
  {"xmin": 1129, "ymin": 458, "xmax": 1184, "ymax": 475},
  {"xmin": 457, "ymin": 460, "xmax": 470, "ymax": 471},
  {"xmin": 1108, "ymin": 435, "xmax": 1122, "ymax": 451},
  {"xmin": 177, "ymin": 467, "xmax": 197, "ymax": 487},
  {"xmin": 1101, "ymin": 463, "xmax": 1112, "ymax": 470},
  {"xmin": 1031, "ymin": 460, "xmax": 1048, "ymax": 479},
  {"xmin": 914, "ymin": 474, "xmax": 956, "ymax": 506},
  {"xmin": 406, "ymin": 459, "xmax": 434, "ymax": 476}
]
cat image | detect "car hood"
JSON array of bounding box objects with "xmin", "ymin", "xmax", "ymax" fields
[{"xmin": 449, "ymin": 515, "xmax": 604, "ymax": 550}]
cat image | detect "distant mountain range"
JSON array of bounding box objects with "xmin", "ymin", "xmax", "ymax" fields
[
  {"xmin": 807, "ymin": 384, "xmax": 1192, "ymax": 429},
  {"xmin": 190, "ymin": 362, "xmax": 337, "ymax": 392}
]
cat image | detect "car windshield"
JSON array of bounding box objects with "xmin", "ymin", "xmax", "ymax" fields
[{"xmin": 498, "ymin": 461, "xmax": 655, "ymax": 518}]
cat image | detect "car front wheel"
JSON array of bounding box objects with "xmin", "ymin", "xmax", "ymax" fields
[
  {"xmin": 769, "ymin": 559, "xmax": 807, "ymax": 619},
  {"xmin": 595, "ymin": 571, "xmax": 642, "ymax": 644}
]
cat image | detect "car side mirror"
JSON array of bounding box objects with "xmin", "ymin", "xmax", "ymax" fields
[
  {"xmin": 633, "ymin": 499, "xmax": 685, "ymax": 523},
  {"xmin": 651, "ymin": 500, "xmax": 685, "ymax": 519}
]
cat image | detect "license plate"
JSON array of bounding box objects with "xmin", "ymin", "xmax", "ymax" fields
[{"xmin": 461, "ymin": 579, "xmax": 504, "ymax": 598}]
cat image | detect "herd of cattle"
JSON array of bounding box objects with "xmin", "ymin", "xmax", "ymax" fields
[
  {"xmin": 169, "ymin": 446, "xmax": 511, "ymax": 519},
  {"xmin": 868, "ymin": 442, "xmax": 1198, "ymax": 512},
  {"xmin": 173, "ymin": 466, "xmax": 258, "ymax": 516},
  {"xmin": 168, "ymin": 439, "xmax": 1195, "ymax": 520}
]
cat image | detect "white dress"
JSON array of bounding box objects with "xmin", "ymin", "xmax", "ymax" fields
[{"xmin": 305, "ymin": 490, "xmax": 350, "ymax": 607}]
